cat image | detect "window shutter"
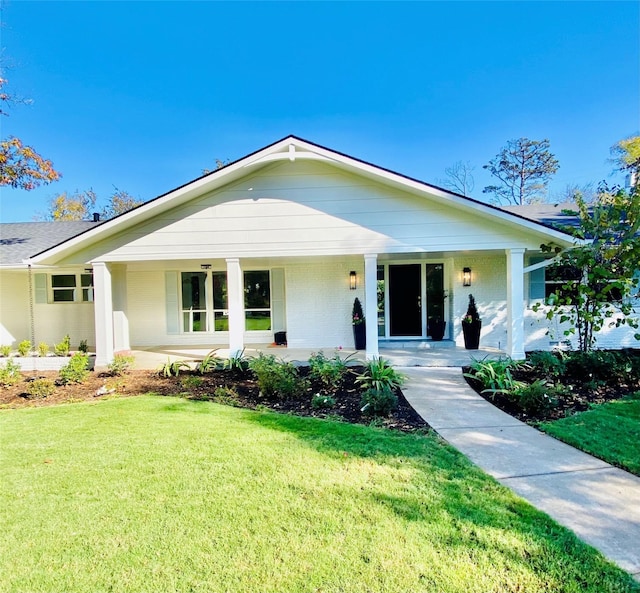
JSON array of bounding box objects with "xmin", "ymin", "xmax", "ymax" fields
[
  {"xmin": 529, "ymin": 257, "xmax": 546, "ymax": 304},
  {"xmin": 34, "ymin": 274, "xmax": 48, "ymax": 304},
  {"xmin": 165, "ymin": 272, "xmax": 180, "ymax": 334},
  {"xmin": 271, "ymin": 268, "xmax": 286, "ymax": 332}
]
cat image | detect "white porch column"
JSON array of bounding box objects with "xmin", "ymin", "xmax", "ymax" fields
[
  {"xmin": 226, "ymin": 258, "xmax": 244, "ymax": 356},
  {"xmin": 506, "ymin": 248, "xmax": 526, "ymax": 360},
  {"xmin": 364, "ymin": 254, "xmax": 379, "ymax": 360},
  {"xmin": 111, "ymin": 264, "xmax": 130, "ymax": 352},
  {"xmin": 93, "ymin": 262, "xmax": 114, "ymax": 367}
]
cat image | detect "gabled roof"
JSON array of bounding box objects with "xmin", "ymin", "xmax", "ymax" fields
[
  {"xmin": 0, "ymin": 221, "xmax": 102, "ymax": 267},
  {"xmin": 502, "ymin": 203, "xmax": 582, "ymax": 230},
  {"xmin": 26, "ymin": 135, "xmax": 579, "ymax": 265}
]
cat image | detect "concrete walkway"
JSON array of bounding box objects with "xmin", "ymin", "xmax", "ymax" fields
[{"xmin": 400, "ymin": 367, "xmax": 640, "ymax": 579}]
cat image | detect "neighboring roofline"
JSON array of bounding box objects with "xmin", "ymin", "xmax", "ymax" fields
[{"xmin": 28, "ymin": 135, "xmax": 577, "ymax": 264}]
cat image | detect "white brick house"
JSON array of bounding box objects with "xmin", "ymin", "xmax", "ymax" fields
[{"xmin": 1, "ymin": 136, "xmax": 634, "ymax": 365}]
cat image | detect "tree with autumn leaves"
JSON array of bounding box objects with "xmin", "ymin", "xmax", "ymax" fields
[{"xmin": 0, "ymin": 76, "xmax": 60, "ymax": 190}]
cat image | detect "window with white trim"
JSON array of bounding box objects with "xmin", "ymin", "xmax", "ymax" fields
[
  {"xmin": 244, "ymin": 270, "xmax": 271, "ymax": 331},
  {"xmin": 51, "ymin": 273, "xmax": 93, "ymax": 303},
  {"xmin": 179, "ymin": 271, "xmax": 229, "ymax": 333}
]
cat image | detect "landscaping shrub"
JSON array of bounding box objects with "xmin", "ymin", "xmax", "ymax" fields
[
  {"xmin": 17, "ymin": 340, "xmax": 32, "ymax": 357},
  {"xmin": 213, "ymin": 386, "xmax": 240, "ymax": 406},
  {"xmin": 311, "ymin": 393, "xmax": 336, "ymax": 410},
  {"xmin": 465, "ymin": 357, "xmax": 525, "ymax": 395},
  {"xmin": 78, "ymin": 339, "xmax": 89, "ymax": 353},
  {"xmin": 308, "ymin": 351, "xmax": 350, "ymax": 392},
  {"xmin": 108, "ymin": 354, "xmax": 135, "ymax": 376},
  {"xmin": 0, "ymin": 359, "xmax": 21, "ymax": 388},
  {"xmin": 509, "ymin": 380, "xmax": 560, "ymax": 416},
  {"xmin": 59, "ymin": 352, "xmax": 89, "ymax": 384},
  {"xmin": 249, "ymin": 353, "xmax": 307, "ymax": 399},
  {"xmin": 54, "ymin": 334, "xmax": 71, "ymax": 357},
  {"xmin": 224, "ymin": 349, "xmax": 249, "ymax": 373},
  {"xmin": 527, "ymin": 350, "xmax": 566, "ymax": 378},
  {"xmin": 26, "ymin": 378, "xmax": 56, "ymax": 399},
  {"xmin": 196, "ymin": 350, "xmax": 223, "ymax": 374},
  {"xmin": 159, "ymin": 359, "xmax": 191, "ymax": 377},
  {"xmin": 360, "ymin": 386, "xmax": 398, "ymax": 416},
  {"xmin": 355, "ymin": 357, "xmax": 405, "ymax": 392},
  {"xmin": 37, "ymin": 342, "xmax": 49, "ymax": 357},
  {"xmin": 564, "ymin": 350, "xmax": 627, "ymax": 387},
  {"xmin": 0, "ymin": 345, "xmax": 11, "ymax": 357},
  {"xmin": 180, "ymin": 375, "xmax": 203, "ymax": 390}
]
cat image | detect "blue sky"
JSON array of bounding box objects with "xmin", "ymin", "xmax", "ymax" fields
[{"xmin": 1, "ymin": 1, "xmax": 638, "ymax": 222}]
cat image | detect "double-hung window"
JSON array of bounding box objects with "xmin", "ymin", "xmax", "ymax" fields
[
  {"xmin": 244, "ymin": 271, "xmax": 271, "ymax": 331},
  {"xmin": 51, "ymin": 273, "xmax": 93, "ymax": 303}
]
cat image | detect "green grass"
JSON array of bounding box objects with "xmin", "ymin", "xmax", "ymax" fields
[
  {"xmin": 539, "ymin": 392, "xmax": 640, "ymax": 476},
  {"xmin": 1, "ymin": 396, "xmax": 637, "ymax": 593}
]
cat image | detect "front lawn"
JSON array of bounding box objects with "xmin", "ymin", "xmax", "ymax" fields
[
  {"xmin": 539, "ymin": 392, "xmax": 640, "ymax": 476},
  {"xmin": 1, "ymin": 396, "xmax": 637, "ymax": 593}
]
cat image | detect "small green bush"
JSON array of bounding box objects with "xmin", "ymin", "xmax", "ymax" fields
[
  {"xmin": 196, "ymin": 350, "xmax": 223, "ymax": 374},
  {"xmin": 465, "ymin": 357, "xmax": 525, "ymax": 395},
  {"xmin": 564, "ymin": 350, "xmax": 627, "ymax": 386},
  {"xmin": 180, "ymin": 375, "xmax": 203, "ymax": 390},
  {"xmin": 509, "ymin": 380, "xmax": 560, "ymax": 416},
  {"xmin": 528, "ymin": 350, "xmax": 566, "ymax": 378},
  {"xmin": 360, "ymin": 386, "xmax": 398, "ymax": 417},
  {"xmin": 54, "ymin": 335, "xmax": 71, "ymax": 357},
  {"xmin": 311, "ymin": 393, "xmax": 336, "ymax": 410},
  {"xmin": 37, "ymin": 342, "xmax": 49, "ymax": 357},
  {"xmin": 224, "ymin": 349, "xmax": 249, "ymax": 373},
  {"xmin": 78, "ymin": 339, "xmax": 89, "ymax": 353},
  {"xmin": 212, "ymin": 385, "xmax": 240, "ymax": 406},
  {"xmin": 355, "ymin": 358, "xmax": 405, "ymax": 392},
  {"xmin": 17, "ymin": 340, "xmax": 32, "ymax": 357},
  {"xmin": 0, "ymin": 345, "xmax": 12, "ymax": 357},
  {"xmin": 108, "ymin": 354, "xmax": 135, "ymax": 376},
  {"xmin": 249, "ymin": 353, "xmax": 308, "ymax": 399},
  {"xmin": 26, "ymin": 378, "xmax": 56, "ymax": 399},
  {"xmin": 0, "ymin": 359, "xmax": 21, "ymax": 388},
  {"xmin": 308, "ymin": 351, "xmax": 350, "ymax": 391},
  {"xmin": 59, "ymin": 352, "xmax": 89, "ymax": 384},
  {"xmin": 159, "ymin": 359, "xmax": 191, "ymax": 377}
]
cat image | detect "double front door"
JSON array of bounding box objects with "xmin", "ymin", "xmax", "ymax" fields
[{"xmin": 383, "ymin": 263, "xmax": 446, "ymax": 338}]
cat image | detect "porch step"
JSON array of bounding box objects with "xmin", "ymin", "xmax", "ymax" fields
[{"xmin": 379, "ymin": 340, "xmax": 455, "ymax": 350}]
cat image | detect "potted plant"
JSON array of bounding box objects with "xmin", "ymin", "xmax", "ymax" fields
[
  {"xmin": 462, "ymin": 294, "xmax": 481, "ymax": 349},
  {"xmin": 352, "ymin": 297, "xmax": 366, "ymax": 350},
  {"xmin": 427, "ymin": 289, "xmax": 448, "ymax": 341}
]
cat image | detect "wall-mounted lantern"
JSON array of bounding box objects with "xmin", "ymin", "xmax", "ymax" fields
[
  {"xmin": 200, "ymin": 264, "xmax": 212, "ymax": 270},
  {"xmin": 463, "ymin": 267, "xmax": 472, "ymax": 287},
  {"xmin": 350, "ymin": 271, "xmax": 357, "ymax": 290}
]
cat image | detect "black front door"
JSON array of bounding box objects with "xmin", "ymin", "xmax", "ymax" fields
[{"xmin": 389, "ymin": 264, "xmax": 421, "ymax": 336}]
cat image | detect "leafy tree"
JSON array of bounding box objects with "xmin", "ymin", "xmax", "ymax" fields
[
  {"xmin": 536, "ymin": 183, "xmax": 640, "ymax": 352},
  {"xmin": 483, "ymin": 138, "xmax": 559, "ymax": 205},
  {"xmin": 100, "ymin": 188, "xmax": 144, "ymax": 219},
  {"xmin": 45, "ymin": 189, "xmax": 97, "ymax": 221},
  {"xmin": 611, "ymin": 135, "xmax": 640, "ymax": 185},
  {"xmin": 439, "ymin": 160, "xmax": 475, "ymax": 196},
  {"xmin": 0, "ymin": 76, "xmax": 61, "ymax": 190},
  {"xmin": 202, "ymin": 158, "xmax": 230, "ymax": 175},
  {"xmin": 552, "ymin": 182, "xmax": 597, "ymax": 204}
]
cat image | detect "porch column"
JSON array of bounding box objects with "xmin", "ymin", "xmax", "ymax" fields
[
  {"xmin": 111, "ymin": 264, "xmax": 130, "ymax": 352},
  {"xmin": 364, "ymin": 254, "xmax": 379, "ymax": 360},
  {"xmin": 506, "ymin": 248, "xmax": 526, "ymax": 360},
  {"xmin": 226, "ymin": 258, "xmax": 244, "ymax": 356},
  {"xmin": 93, "ymin": 262, "xmax": 114, "ymax": 367}
]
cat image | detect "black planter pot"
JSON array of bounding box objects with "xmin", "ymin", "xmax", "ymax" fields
[
  {"xmin": 353, "ymin": 322, "xmax": 366, "ymax": 350},
  {"xmin": 428, "ymin": 318, "xmax": 446, "ymax": 341},
  {"xmin": 462, "ymin": 320, "xmax": 481, "ymax": 350}
]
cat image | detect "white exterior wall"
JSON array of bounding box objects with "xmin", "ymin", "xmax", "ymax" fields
[
  {"xmin": 285, "ymin": 257, "xmax": 364, "ymax": 349},
  {"xmin": 60, "ymin": 161, "xmax": 549, "ymax": 266},
  {"xmin": 0, "ymin": 272, "xmax": 30, "ymax": 346},
  {"xmin": 0, "ymin": 270, "xmax": 94, "ymax": 349}
]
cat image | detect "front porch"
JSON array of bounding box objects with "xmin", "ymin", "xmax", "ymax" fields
[{"xmin": 128, "ymin": 341, "xmax": 506, "ymax": 370}]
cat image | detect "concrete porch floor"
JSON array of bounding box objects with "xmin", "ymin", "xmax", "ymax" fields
[{"xmin": 128, "ymin": 342, "xmax": 506, "ymax": 370}]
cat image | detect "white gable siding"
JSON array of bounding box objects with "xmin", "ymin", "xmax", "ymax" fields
[{"xmin": 59, "ymin": 161, "xmax": 549, "ymax": 265}]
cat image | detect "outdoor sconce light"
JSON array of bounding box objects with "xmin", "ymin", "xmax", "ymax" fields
[
  {"xmin": 463, "ymin": 267, "xmax": 472, "ymax": 287},
  {"xmin": 200, "ymin": 264, "xmax": 212, "ymax": 270},
  {"xmin": 350, "ymin": 271, "xmax": 357, "ymax": 290}
]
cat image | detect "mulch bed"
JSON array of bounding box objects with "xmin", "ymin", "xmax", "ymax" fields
[{"xmin": 0, "ymin": 366, "xmax": 429, "ymax": 433}]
